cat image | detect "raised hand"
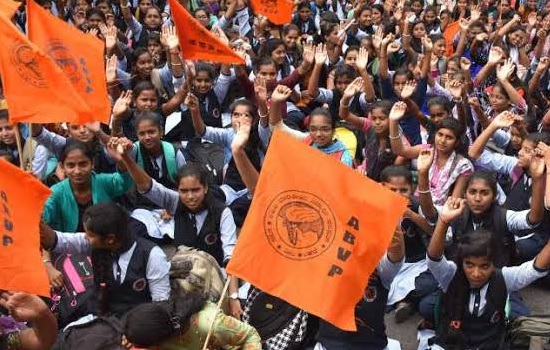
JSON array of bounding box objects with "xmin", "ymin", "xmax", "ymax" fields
[
  {"xmin": 389, "ymin": 101, "xmax": 407, "ymax": 121},
  {"xmin": 459, "ymin": 17, "xmax": 470, "ymax": 31},
  {"xmin": 488, "ymin": 46, "xmax": 504, "ymax": 65},
  {"xmin": 536, "ymin": 142, "xmax": 550, "ymax": 166},
  {"xmin": 314, "ymin": 43, "xmax": 328, "ymax": 66},
  {"xmin": 475, "ymin": 32, "xmax": 489, "ymax": 42},
  {"xmin": 88, "ymin": 27, "xmax": 99, "ymax": 37},
  {"xmin": 302, "ymin": 42, "xmax": 315, "ymax": 65},
  {"xmin": 381, "ymin": 33, "xmax": 395, "ymax": 48},
  {"xmin": 492, "ymin": 111, "xmax": 522, "ymax": 128},
  {"xmin": 373, "ymin": 26, "xmax": 384, "ymax": 50},
  {"xmin": 400, "ymin": 80, "xmax": 417, "ymax": 99},
  {"xmin": 536, "ymin": 57, "xmax": 550, "ymax": 74},
  {"xmin": 447, "ymin": 79, "xmax": 463, "ymax": 99},
  {"xmin": 254, "ymin": 77, "xmax": 267, "ymax": 102},
  {"xmin": 112, "ymin": 90, "xmax": 132, "ymax": 117},
  {"xmin": 496, "ymin": 58, "xmax": 515, "ymax": 81},
  {"xmin": 161, "ymin": 25, "xmax": 179, "ymax": 50},
  {"xmin": 231, "ymin": 117, "xmax": 252, "ymax": 151},
  {"xmin": 184, "ymin": 93, "xmax": 199, "ymax": 111},
  {"xmin": 529, "ymin": 153, "xmax": 546, "ymax": 179},
  {"xmin": 85, "ymin": 121, "xmax": 101, "ymax": 134},
  {"xmin": 471, "ymin": 4, "xmax": 481, "ymax": 21},
  {"xmin": 354, "ymin": 47, "xmax": 369, "ymax": 71},
  {"xmin": 103, "ymin": 25, "xmax": 118, "ymax": 51},
  {"xmin": 440, "ymin": 197, "xmax": 466, "ymax": 224},
  {"xmin": 271, "ymin": 85, "xmax": 293, "ymax": 103},
  {"xmin": 105, "ymin": 55, "xmax": 118, "ymax": 84},
  {"xmin": 417, "ymin": 147, "xmax": 434, "ymax": 174},
  {"xmin": 527, "ymin": 12, "xmax": 537, "ymax": 27},
  {"xmin": 460, "ymin": 57, "xmax": 471, "ymax": 71},
  {"xmin": 422, "ymin": 35, "xmax": 433, "ymax": 52},
  {"xmin": 343, "ymin": 77, "xmax": 363, "ymax": 99},
  {"xmin": 388, "ymin": 41, "xmax": 401, "ymax": 54},
  {"xmin": 0, "ymin": 292, "xmax": 51, "ymax": 323}
]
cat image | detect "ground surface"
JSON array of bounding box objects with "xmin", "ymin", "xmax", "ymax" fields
[{"xmin": 385, "ymin": 283, "xmax": 550, "ymax": 350}]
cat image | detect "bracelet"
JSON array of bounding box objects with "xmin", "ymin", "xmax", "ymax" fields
[
  {"xmin": 43, "ymin": 259, "xmax": 52, "ymax": 264},
  {"xmin": 402, "ymin": 34, "xmax": 411, "ymax": 37},
  {"xmin": 170, "ymin": 62, "xmax": 183, "ymax": 66},
  {"xmin": 417, "ymin": 189, "xmax": 431, "ymax": 194},
  {"xmin": 120, "ymin": 3, "xmax": 130, "ymax": 8},
  {"xmin": 453, "ymin": 97, "xmax": 463, "ymax": 103},
  {"xmin": 258, "ymin": 110, "xmax": 268, "ymax": 118},
  {"xmin": 389, "ymin": 131, "xmax": 402, "ymax": 140}
]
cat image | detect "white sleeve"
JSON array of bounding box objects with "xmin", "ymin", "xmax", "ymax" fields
[
  {"xmin": 503, "ymin": 260, "xmax": 549, "ymax": 292},
  {"xmin": 146, "ymin": 246, "xmax": 171, "ymax": 302},
  {"xmin": 219, "ymin": 208, "xmax": 237, "ymax": 264},
  {"xmin": 53, "ymin": 232, "xmax": 91, "ymax": 255},
  {"xmin": 427, "ymin": 254, "xmax": 457, "ymax": 292},
  {"xmin": 506, "ymin": 210, "xmax": 537, "ymax": 233}
]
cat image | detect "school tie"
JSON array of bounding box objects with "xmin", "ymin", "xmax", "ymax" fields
[
  {"xmin": 190, "ymin": 214, "xmax": 198, "ymax": 236},
  {"xmin": 113, "ymin": 253, "xmax": 122, "ymax": 285},
  {"xmin": 472, "ymin": 288, "xmax": 481, "ymax": 316}
]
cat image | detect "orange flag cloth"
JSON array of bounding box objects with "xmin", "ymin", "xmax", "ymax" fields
[
  {"xmin": 0, "ymin": 13, "xmax": 93, "ymax": 124},
  {"xmin": 28, "ymin": 0, "xmax": 110, "ymax": 124},
  {"xmin": 227, "ymin": 131, "xmax": 408, "ymax": 331},
  {"xmin": 443, "ymin": 21, "xmax": 460, "ymax": 57},
  {"xmin": 250, "ymin": 0, "xmax": 294, "ymax": 25},
  {"xmin": 0, "ymin": 159, "xmax": 52, "ymax": 297},
  {"xmin": 168, "ymin": 0, "xmax": 244, "ymax": 65},
  {"xmin": 0, "ymin": 0, "xmax": 19, "ymax": 18}
]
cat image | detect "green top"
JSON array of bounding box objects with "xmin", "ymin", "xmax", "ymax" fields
[
  {"xmin": 161, "ymin": 302, "xmax": 261, "ymax": 350},
  {"xmin": 43, "ymin": 172, "xmax": 133, "ymax": 232}
]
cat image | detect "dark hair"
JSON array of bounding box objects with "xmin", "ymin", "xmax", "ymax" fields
[
  {"xmin": 371, "ymin": 100, "xmax": 394, "ymax": 117},
  {"xmin": 133, "ymin": 110, "xmax": 163, "ymax": 131},
  {"xmin": 86, "ymin": 7, "xmax": 105, "ymax": 20},
  {"xmin": 442, "ymin": 228, "xmax": 497, "ymax": 348},
  {"xmin": 0, "ymin": 149, "xmax": 14, "ymax": 163},
  {"xmin": 355, "ymin": 5, "xmax": 372, "ymax": 19},
  {"xmin": 229, "ymin": 99, "xmax": 262, "ymax": 151},
  {"xmin": 283, "ymin": 24, "xmax": 300, "ymax": 36},
  {"xmin": 466, "ymin": 170, "xmax": 497, "ymax": 199},
  {"xmin": 194, "ymin": 62, "xmax": 216, "ymax": 81},
  {"xmin": 131, "ymin": 47, "xmax": 151, "ymax": 75},
  {"xmin": 524, "ymin": 131, "xmax": 550, "ymax": 145},
  {"xmin": 133, "ymin": 81, "xmax": 157, "ymax": 99},
  {"xmin": 176, "ymin": 163, "xmax": 210, "ymax": 187},
  {"xmin": 0, "ymin": 109, "xmax": 8, "ymax": 122},
  {"xmin": 193, "ymin": 6, "xmax": 211, "ymax": 17},
  {"xmin": 320, "ymin": 22, "xmax": 338, "ymax": 42},
  {"xmin": 296, "ymin": 2, "xmax": 310, "ymax": 12},
  {"xmin": 435, "ymin": 117, "xmax": 466, "ymax": 153},
  {"xmin": 333, "ymin": 64, "xmax": 359, "ymax": 81},
  {"xmin": 259, "ymin": 38, "xmax": 285, "ymax": 59},
  {"xmin": 427, "ymin": 96, "xmax": 453, "ymax": 114},
  {"xmin": 371, "ymin": 4, "xmax": 384, "ymax": 16},
  {"xmin": 123, "ymin": 294, "xmax": 208, "ymax": 347},
  {"xmin": 83, "ymin": 202, "xmax": 130, "ymax": 239},
  {"xmin": 392, "ymin": 67, "xmax": 414, "ymax": 83},
  {"xmin": 380, "ymin": 165, "xmax": 412, "ymax": 184},
  {"xmin": 254, "ymin": 56, "xmax": 277, "ymax": 72},
  {"xmin": 59, "ymin": 140, "xmax": 95, "ymax": 164},
  {"xmin": 309, "ymin": 107, "xmax": 336, "ymax": 129}
]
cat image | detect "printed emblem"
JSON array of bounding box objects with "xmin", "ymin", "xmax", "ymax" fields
[
  {"xmin": 264, "ymin": 190, "xmax": 336, "ymax": 261},
  {"xmin": 46, "ymin": 40, "xmax": 82, "ymax": 84},
  {"xmin": 212, "ymin": 108, "xmax": 220, "ymax": 118},
  {"xmin": 490, "ymin": 311, "xmax": 502, "ymax": 324},
  {"xmin": 10, "ymin": 41, "xmax": 47, "ymax": 88},
  {"xmin": 132, "ymin": 278, "xmax": 147, "ymax": 292},
  {"xmin": 363, "ymin": 285, "xmax": 377, "ymax": 302},
  {"xmin": 204, "ymin": 233, "xmax": 218, "ymax": 246}
]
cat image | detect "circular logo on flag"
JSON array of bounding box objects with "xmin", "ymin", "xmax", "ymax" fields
[
  {"xmin": 46, "ymin": 40, "xmax": 82, "ymax": 84},
  {"xmin": 10, "ymin": 41, "xmax": 48, "ymax": 88},
  {"xmin": 264, "ymin": 190, "xmax": 336, "ymax": 261}
]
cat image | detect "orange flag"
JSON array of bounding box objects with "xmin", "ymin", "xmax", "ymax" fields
[
  {"xmin": 0, "ymin": 13, "xmax": 93, "ymax": 124},
  {"xmin": 0, "ymin": 0, "xmax": 19, "ymax": 18},
  {"xmin": 443, "ymin": 21, "xmax": 460, "ymax": 57},
  {"xmin": 27, "ymin": 0, "xmax": 110, "ymax": 124},
  {"xmin": 168, "ymin": 0, "xmax": 244, "ymax": 65},
  {"xmin": 250, "ymin": 0, "xmax": 294, "ymax": 25},
  {"xmin": 0, "ymin": 159, "xmax": 51, "ymax": 297},
  {"xmin": 226, "ymin": 131, "xmax": 408, "ymax": 331}
]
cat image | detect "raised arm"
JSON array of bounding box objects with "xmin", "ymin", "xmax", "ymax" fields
[
  {"xmin": 496, "ymin": 58, "xmax": 526, "ymax": 107},
  {"xmin": 528, "ymin": 57, "xmax": 550, "ymax": 97},
  {"xmin": 339, "ymin": 78, "xmax": 367, "ymax": 130},
  {"xmin": 111, "ymin": 90, "xmax": 133, "ymax": 138},
  {"xmin": 388, "ymin": 101, "xmax": 423, "ymax": 159},
  {"xmin": 527, "ymin": 155, "xmax": 546, "ymax": 226},
  {"xmin": 427, "ymin": 197, "xmax": 466, "ymax": 259},
  {"xmin": 354, "ymin": 47, "xmax": 376, "ymax": 102},
  {"xmin": 115, "ymin": 138, "xmax": 154, "ymax": 192},
  {"xmin": 474, "ymin": 46, "xmax": 504, "ymax": 86},
  {"xmin": 379, "ymin": 33, "xmax": 395, "ymax": 80},
  {"xmin": 307, "ymin": 43, "xmax": 328, "ymax": 100},
  {"xmin": 417, "ymin": 147, "xmax": 438, "ymax": 222},
  {"xmin": 467, "ymin": 111, "xmax": 521, "ymax": 160},
  {"xmin": 231, "ymin": 118, "xmax": 259, "ymax": 197},
  {"xmin": 185, "ymin": 93, "xmax": 206, "ymax": 136}
]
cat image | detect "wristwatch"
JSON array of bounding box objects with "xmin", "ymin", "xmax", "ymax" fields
[{"xmin": 229, "ymin": 293, "xmax": 239, "ymax": 300}]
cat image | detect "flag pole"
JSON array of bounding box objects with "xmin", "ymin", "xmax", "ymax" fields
[
  {"xmin": 26, "ymin": 122, "xmax": 33, "ymax": 171},
  {"xmin": 14, "ymin": 123, "xmax": 24, "ymax": 169},
  {"xmin": 201, "ymin": 275, "xmax": 232, "ymax": 350}
]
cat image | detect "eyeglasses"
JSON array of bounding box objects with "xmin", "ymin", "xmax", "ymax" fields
[{"xmin": 308, "ymin": 126, "xmax": 333, "ymax": 133}]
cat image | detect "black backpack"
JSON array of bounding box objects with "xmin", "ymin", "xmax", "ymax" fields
[
  {"xmin": 184, "ymin": 137, "xmax": 225, "ymax": 185},
  {"xmin": 53, "ymin": 316, "xmax": 125, "ymax": 350},
  {"xmin": 52, "ymin": 254, "xmax": 97, "ymax": 328}
]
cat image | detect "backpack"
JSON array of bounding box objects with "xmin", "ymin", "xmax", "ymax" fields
[
  {"xmin": 507, "ymin": 315, "xmax": 550, "ymax": 350},
  {"xmin": 184, "ymin": 137, "xmax": 225, "ymax": 185},
  {"xmin": 243, "ymin": 287, "xmax": 310, "ymax": 350},
  {"xmin": 53, "ymin": 316, "xmax": 125, "ymax": 350},
  {"xmin": 169, "ymin": 246, "xmax": 227, "ymax": 309},
  {"xmin": 53, "ymin": 254, "xmax": 97, "ymax": 328}
]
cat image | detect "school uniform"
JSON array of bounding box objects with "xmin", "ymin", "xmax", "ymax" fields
[
  {"xmin": 52, "ymin": 230, "xmax": 171, "ymax": 316},
  {"xmin": 427, "ymin": 255, "xmax": 549, "ymax": 349},
  {"xmin": 316, "ymin": 255, "xmax": 403, "ymax": 350}
]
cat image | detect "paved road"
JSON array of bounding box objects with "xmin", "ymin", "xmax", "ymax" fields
[{"xmin": 385, "ymin": 282, "xmax": 550, "ymax": 350}]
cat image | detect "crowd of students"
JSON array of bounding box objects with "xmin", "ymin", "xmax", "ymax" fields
[{"xmin": 1, "ymin": 0, "xmax": 550, "ymax": 348}]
